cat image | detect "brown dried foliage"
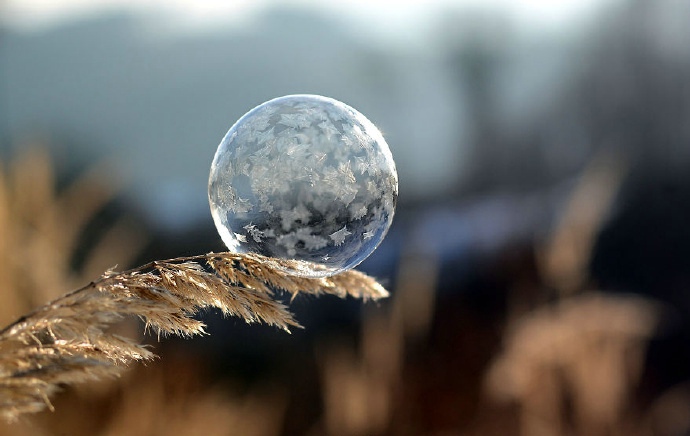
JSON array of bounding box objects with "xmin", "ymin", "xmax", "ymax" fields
[
  {"xmin": 0, "ymin": 147, "xmax": 147, "ymax": 325},
  {"xmin": 0, "ymin": 245, "xmax": 387, "ymax": 421},
  {"xmin": 481, "ymin": 152, "xmax": 668, "ymax": 436}
]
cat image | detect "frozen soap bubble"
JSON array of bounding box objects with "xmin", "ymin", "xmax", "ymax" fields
[{"xmin": 208, "ymin": 94, "xmax": 398, "ymax": 278}]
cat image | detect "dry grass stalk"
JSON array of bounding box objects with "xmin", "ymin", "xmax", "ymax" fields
[
  {"xmin": 0, "ymin": 252, "xmax": 388, "ymax": 421},
  {"xmin": 537, "ymin": 150, "xmax": 627, "ymax": 297},
  {"xmin": 0, "ymin": 146, "xmax": 147, "ymax": 326},
  {"xmin": 482, "ymin": 151, "xmax": 663, "ymax": 436},
  {"xmin": 95, "ymin": 359, "xmax": 288, "ymax": 436},
  {"xmin": 486, "ymin": 292, "xmax": 660, "ymax": 436},
  {"xmin": 318, "ymin": 251, "xmax": 438, "ymax": 436}
]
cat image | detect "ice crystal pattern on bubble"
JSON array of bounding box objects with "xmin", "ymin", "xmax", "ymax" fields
[{"xmin": 209, "ymin": 95, "xmax": 398, "ymax": 278}]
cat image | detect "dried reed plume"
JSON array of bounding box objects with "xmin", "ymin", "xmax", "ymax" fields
[{"xmin": 0, "ymin": 252, "xmax": 388, "ymax": 421}]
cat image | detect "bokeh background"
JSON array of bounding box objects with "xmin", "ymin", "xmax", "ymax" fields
[{"xmin": 3, "ymin": 0, "xmax": 690, "ymax": 435}]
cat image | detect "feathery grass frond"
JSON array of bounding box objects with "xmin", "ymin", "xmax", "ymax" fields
[{"xmin": 0, "ymin": 252, "xmax": 388, "ymax": 421}]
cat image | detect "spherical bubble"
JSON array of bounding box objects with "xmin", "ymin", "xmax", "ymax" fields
[{"xmin": 208, "ymin": 94, "xmax": 398, "ymax": 277}]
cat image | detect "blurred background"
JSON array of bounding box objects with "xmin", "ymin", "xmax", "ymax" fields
[{"xmin": 2, "ymin": 0, "xmax": 690, "ymax": 434}]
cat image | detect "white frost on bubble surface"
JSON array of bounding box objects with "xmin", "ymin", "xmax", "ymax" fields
[
  {"xmin": 208, "ymin": 94, "xmax": 398, "ymax": 277},
  {"xmin": 329, "ymin": 226, "xmax": 352, "ymax": 246}
]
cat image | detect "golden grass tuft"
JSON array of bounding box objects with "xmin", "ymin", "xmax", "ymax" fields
[{"xmin": 0, "ymin": 252, "xmax": 388, "ymax": 421}]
